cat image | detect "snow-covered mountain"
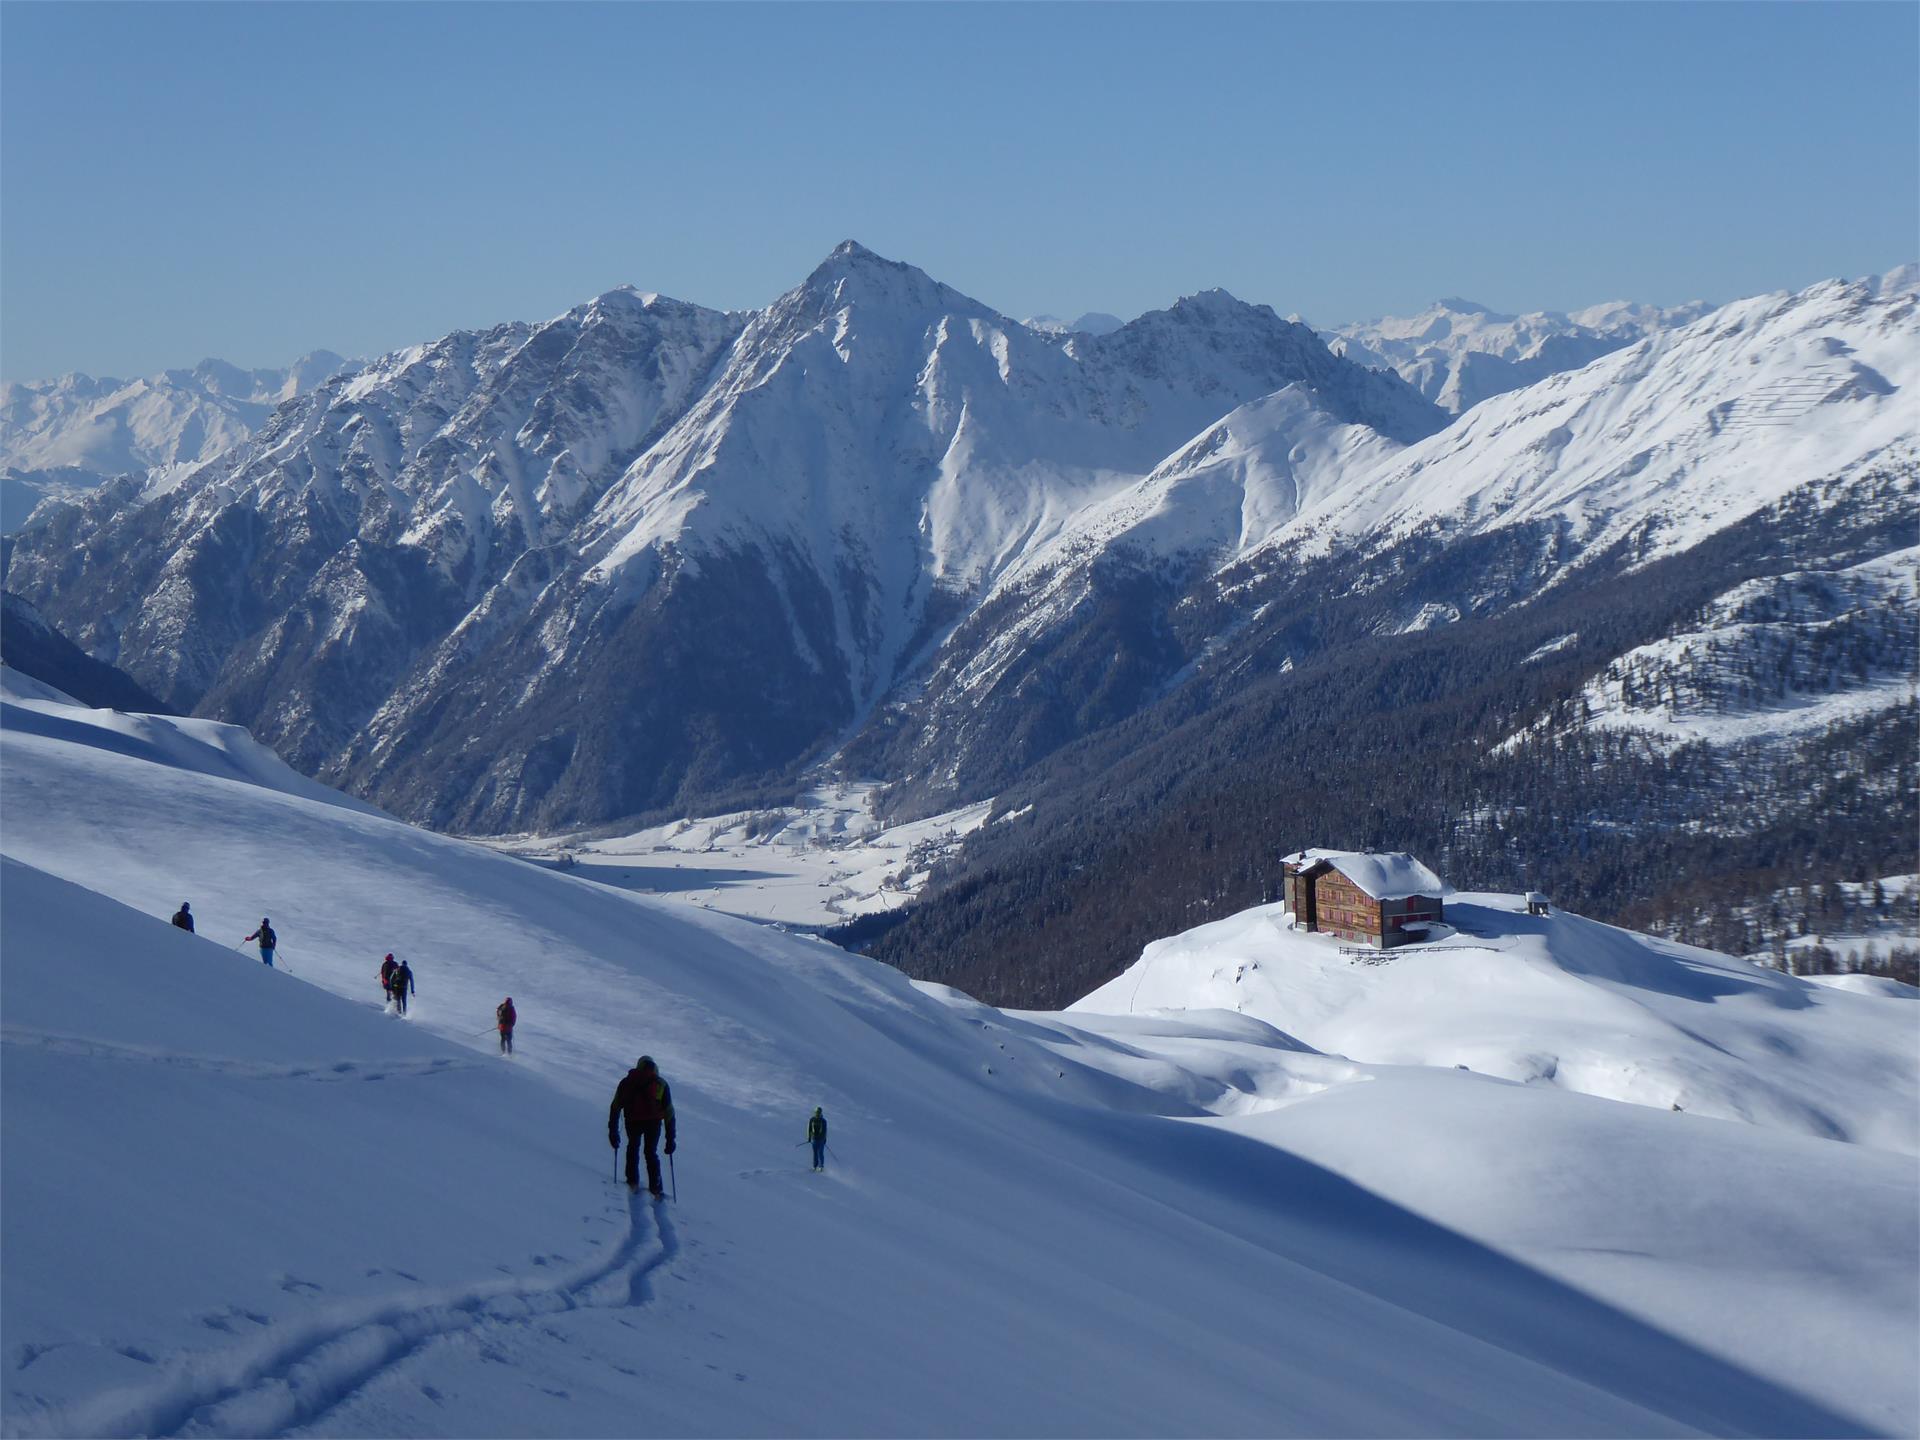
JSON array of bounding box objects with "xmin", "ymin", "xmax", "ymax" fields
[
  {"xmin": 0, "ymin": 351, "xmax": 351, "ymax": 529},
  {"xmin": 1282, "ymin": 272, "xmax": 1918, "ymax": 563},
  {"xmin": 858, "ymin": 268, "xmax": 1917, "ymax": 811},
  {"xmin": 3, "ymin": 243, "xmax": 1441, "ymax": 833},
  {"xmin": 5, "ymin": 250, "xmax": 1914, "ymax": 850},
  {"xmin": 4, "ymin": 668, "xmax": 1914, "ymax": 1436},
  {"xmin": 1326, "ymin": 295, "xmax": 1714, "ymax": 413}
]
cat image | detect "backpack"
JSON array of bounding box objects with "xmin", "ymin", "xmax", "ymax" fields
[
  {"xmin": 497, "ymin": 1002, "xmax": 514, "ymax": 1028},
  {"xmin": 259, "ymin": 923, "xmax": 276, "ymax": 949}
]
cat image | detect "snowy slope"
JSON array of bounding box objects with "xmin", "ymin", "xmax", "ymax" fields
[
  {"xmin": 1001, "ymin": 1003, "xmax": 1917, "ymax": 1436},
  {"xmin": 1075, "ymin": 895, "xmax": 1919, "ymax": 1153},
  {"xmin": 5, "ymin": 664, "xmax": 1905, "ymax": 1434},
  {"xmin": 1001, "ymin": 384, "xmax": 1408, "ymax": 580},
  {"xmin": 0, "ymin": 668, "xmax": 380, "ymax": 816}
]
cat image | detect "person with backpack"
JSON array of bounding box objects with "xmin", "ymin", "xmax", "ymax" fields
[
  {"xmin": 807, "ymin": 1106, "xmax": 828, "ymax": 1171},
  {"xmin": 171, "ymin": 902, "xmax": 194, "ymax": 934},
  {"xmin": 389, "ymin": 959, "xmax": 415, "ymax": 1015},
  {"xmin": 242, "ymin": 918, "xmax": 277, "ymax": 967},
  {"xmin": 380, "ymin": 954, "xmax": 398, "ymax": 1003},
  {"xmin": 608, "ymin": 1055, "xmax": 676, "ymax": 1197},
  {"xmin": 496, "ymin": 997, "xmax": 516, "ymax": 1055}
]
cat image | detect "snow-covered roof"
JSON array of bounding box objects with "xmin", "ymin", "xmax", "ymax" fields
[
  {"xmin": 1284, "ymin": 849, "xmax": 1446, "ymax": 901},
  {"xmin": 1527, "ymin": 891, "xmax": 1550, "ymax": 905}
]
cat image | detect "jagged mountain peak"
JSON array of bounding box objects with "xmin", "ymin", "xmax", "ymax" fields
[
  {"xmin": 582, "ymin": 284, "xmax": 665, "ymax": 312},
  {"xmin": 1103, "ymin": 290, "xmax": 1324, "ymax": 359},
  {"xmin": 826, "ymin": 237, "xmax": 883, "ymax": 263},
  {"xmin": 1161, "ymin": 287, "xmax": 1276, "ymax": 323},
  {"xmin": 786, "ymin": 239, "xmax": 990, "ymax": 327}
]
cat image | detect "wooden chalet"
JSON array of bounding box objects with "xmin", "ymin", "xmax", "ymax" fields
[{"xmin": 1281, "ymin": 850, "xmax": 1446, "ymax": 950}]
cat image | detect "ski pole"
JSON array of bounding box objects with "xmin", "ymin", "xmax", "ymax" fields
[{"xmin": 669, "ymin": 1154, "xmax": 677, "ymax": 1202}]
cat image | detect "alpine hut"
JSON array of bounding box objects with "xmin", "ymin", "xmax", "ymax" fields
[{"xmin": 1281, "ymin": 850, "xmax": 1446, "ymax": 950}]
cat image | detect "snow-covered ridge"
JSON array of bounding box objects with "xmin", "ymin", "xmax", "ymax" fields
[
  {"xmin": 0, "ymin": 665, "xmax": 382, "ymax": 816},
  {"xmin": 1262, "ymin": 270, "xmax": 1920, "ymax": 566}
]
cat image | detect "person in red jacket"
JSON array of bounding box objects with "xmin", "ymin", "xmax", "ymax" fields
[
  {"xmin": 608, "ymin": 1056, "xmax": 676, "ymax": 1196},
  {"xmin": 496, "ymin": 997, "xmax": 516, "ymax": 1055},
  {"xmin": 380, "ymin": 954, "xmax": 398, "ymax": 1004}
]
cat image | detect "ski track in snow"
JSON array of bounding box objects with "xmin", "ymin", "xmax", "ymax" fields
[
  {"xmin": 47, "ymin": 1190, "xmax": 678, "ymax": 1440},
  {"xmin": 0, "ymin": 1028, "xmax": 478, "ymax": 1085}
]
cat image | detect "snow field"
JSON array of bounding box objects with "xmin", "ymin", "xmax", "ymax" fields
[
  {"xmin": 2, "ymin": 676, "xmax": 1912, "ymax": 1436},
  {"xmin": 1076, "ymin": 899, "xmax": 1919, "ymax": 1154}
]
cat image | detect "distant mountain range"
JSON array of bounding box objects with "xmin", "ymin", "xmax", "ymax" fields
[
  {"xmin": 1023, "ymin": 311, "xmax": 1127, "ymax": 336},
  {"xmin": 4, "ymin": 245, "xmax": 1912, "ymax": 1003},
  {"xmin": 0, "ymin": 351, "xmax": 352, "ymax": 530},
  {"xmin": 1323, "ymin": 295, "xmax": 1718, "ymax": 413}
]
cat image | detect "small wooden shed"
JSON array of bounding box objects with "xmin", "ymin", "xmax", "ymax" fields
[
  {"xmin": 1282, "ymin": 850, "xmax": 1446, "ymax": 950},
  {"xmin": 1526, "ymin": 892, "xmax": 1551, "ymax": 917}
]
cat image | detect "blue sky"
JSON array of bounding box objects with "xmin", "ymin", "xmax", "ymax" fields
[{"xmin": 3, "ymin": 2, "xmax": 1914, "ymax": 380}]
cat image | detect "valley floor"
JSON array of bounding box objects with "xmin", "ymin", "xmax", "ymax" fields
[{"xmin": 487, "ymin": 785, "xmax": 995, "ymax": 929}]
